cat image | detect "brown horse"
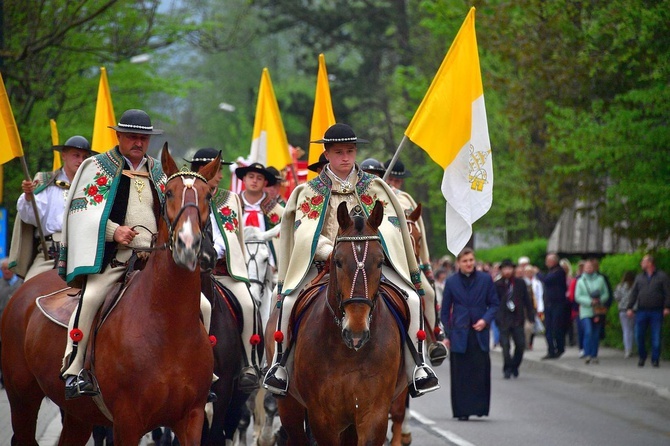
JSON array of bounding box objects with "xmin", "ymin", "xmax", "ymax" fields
[
  {"xmin": 267, "ymin": 201, "xmax": 405, "ymax": 446},
  {"xmin": 1, "ymin": 147, "xmax": 217, "ymax": 446}
]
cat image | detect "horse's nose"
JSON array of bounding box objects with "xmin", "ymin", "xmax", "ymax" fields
[{"xmin": 341, "ymin": 327, "xmax": 370, "ymax": 351}]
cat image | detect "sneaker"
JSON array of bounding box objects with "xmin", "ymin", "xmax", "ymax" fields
[
  {"xmin": 238, "ymin": 366, "xmax": 260, "ymax": 393},
  {"xmin": 584, "ymin": 356, "xmax": 591, "ymax": 364},
  {"xmin": 652, "ymin": 360, "xmax": 659, "ymax": 368},
  {"xmin": 263, "ymin": 364, "xmax": 288, "ymax": 396},
  {"xmin": 428, "ymin": 342, "xmax": 448, "ymax": 367},
  {"xmin": 578, "ymin": 350, "xmax": 586, "ymax": 358},
  {"xmin": 624, "ymin": 352, "xmax": 631, "ymax": 359},
  {"xmin": 638, "ymin": 358, "xmax": 646, "ymax": 367}
]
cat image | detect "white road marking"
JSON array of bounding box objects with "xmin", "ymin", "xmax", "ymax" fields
[{"xmin": 410, "ymin": 409, "xmax": 477, "ymax": 446}]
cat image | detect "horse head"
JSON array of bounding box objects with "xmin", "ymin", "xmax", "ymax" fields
[
  {"xmin": 331, "ymin": 200, "xmax": 385, "ymax": 351},
  {"xmin": 405, "ymin": 203, "xmax": 423, "ymax": 262},
  {"xmin": 159, "ymin": 143, "xmax": 219, "ymax": 271}
]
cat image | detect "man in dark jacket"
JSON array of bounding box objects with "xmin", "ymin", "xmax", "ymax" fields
[
  {"xmin": 495, "ymin": 259, "xmax": 535, "ymax": 378},
  {"xmin": 626, "ymin": 254, "xmax": 670, "ymax": 367},
  {"xmin": 538, "ymin": 253, "xmax": 568, "ymax": 359}
]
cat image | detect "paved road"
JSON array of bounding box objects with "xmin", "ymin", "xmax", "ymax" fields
[{"xmin": 2, "ymin": 337, "xmax": 669, "ymax": 445}]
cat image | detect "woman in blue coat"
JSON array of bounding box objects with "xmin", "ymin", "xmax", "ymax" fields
[{"xmin": 441, "ymin": 247, "xmax": 500, "ymax": 420}]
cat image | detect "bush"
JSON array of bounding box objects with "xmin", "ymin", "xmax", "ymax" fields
[{"xmin": 475, "ymin": 239, "xmax": 548, "ymax": 267}]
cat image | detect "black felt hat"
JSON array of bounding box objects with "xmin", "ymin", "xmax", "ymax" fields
[
  {"xmin": 184, "ymin": 148, "xmax": 233, "ymax": 170},
  {"xmin": 52, "ymin": 135, "xmax": 94, "ymax": 154},
  {"xmin": 108, "ymin": 109, "xmax": 163, "ymax": 135},
  {"xmin": 310, "ymin": 123, "xmax": 369, "ymax": 144},
  {"xmin": 360, "ymin": 158, "xmax": 385, "ymax": 174},
  {"xmin": 383, "ymin": 159, "xmax": 411, "ymax": 178},
  {"xmin": 265, "ymin": 166, "xmax": 285, "ymax": 182},
  {"xmin": 235, "ymin": 162, "xmax": 277, "ymax": 186},
  {"xmin": 307, "ymin": 153, "xmax": 328, "ymax": 172}
]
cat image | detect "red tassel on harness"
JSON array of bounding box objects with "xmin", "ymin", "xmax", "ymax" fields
[
  {"xmin": 417, "ymin": 329, "xmax": 426, "ymax": 341},
  {"xmin": 250, "ymin": 334, "xmax": 261, "ymax": 345},
  {"xmin": 209, "ymin": 335, "xmax": 217, "ymax": 347},
  {"xmin": 274, "ymin": 331, "xmax": 284, "ymax": 343},
  {"xmin": 434, "ymin": 326, "xmax": 442, "ymax": 337},
  {"xmin": 69, "ymin": 328, "xmax": 84, "ymax": 342}
]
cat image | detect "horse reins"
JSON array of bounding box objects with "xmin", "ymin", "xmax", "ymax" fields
[{"xmin": 245, "ymin": 239, "xmax": 270, "ymax": 302}]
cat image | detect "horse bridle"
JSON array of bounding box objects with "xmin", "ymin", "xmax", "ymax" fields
[
  {"xmin": 157, "ymin": 171, "xmax": 209, "ymax": 253},
  {"xmin": 245, "ymin": 239, "xmax": 271, "ymax": 302},
  {"xmin": 327, "ymin": 234, "xmax": 382, "ymax": 326}
]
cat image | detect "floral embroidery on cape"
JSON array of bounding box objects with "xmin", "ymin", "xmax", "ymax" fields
[
  {"xmin": 219, "ymin": 205, "xmax": 239, "ymax": 232},
  {"xmin": 82, "ymin": 171, "xmax": 112, "ymax": 206}
]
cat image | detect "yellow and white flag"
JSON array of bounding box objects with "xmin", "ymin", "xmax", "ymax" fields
[
  {"xmin": 50, "ymin": 119, "xmax": 62, "ymax": 171},
  {"xmin": 92, "ymin": 67, "xmax": 118, "ymax": 153},
  {"xmin": 0, "ymin": 73, "xmax": 25, "ymax": 165},
  {"xmin": 249, "ymin": 68, "xmax": 291, "ymax": 170},
  {"xmin": 404, "ymin": 7, "xmax": 492, "ymax": 256},
  {"xmin": 307, "ymin": 54, "xmax": 336, "ymax": 180}
]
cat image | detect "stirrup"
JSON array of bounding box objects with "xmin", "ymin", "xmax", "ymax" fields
[
  {"xmin": 409, "ymin": 365, "xmax": 439, "ymax": 398},
  {"xmin": 262, "ymin": 363, "xmax": 288, "ymax": 396},
  {"xmin": 239, "ymin": 366, "xmax": 260, "ymax": 393},
  {"xmin": 428, "ymin": 342, "xmax": 448, "ymax": 367}
]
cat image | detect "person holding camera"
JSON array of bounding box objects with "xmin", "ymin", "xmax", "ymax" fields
[
  {"xmin": 575, "ymin": 258, "xmax": 610, "ymax": 364},
  {"xmin": 495, "ymin": 259, "xmax": 535, "ymax": 379}
]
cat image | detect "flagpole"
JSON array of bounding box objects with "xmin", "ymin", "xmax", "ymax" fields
[
  {"xmin": 382, "ymin": 135, "xmax": 409, "ymax": 181},
  {"xmin": 19, "ymin": 156, "xmax": 49, "ymax": 260}
]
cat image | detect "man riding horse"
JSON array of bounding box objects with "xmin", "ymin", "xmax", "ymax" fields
[
  {"xmin": 384, "ymin": 158, "xmax": 448, "ymax": 366},
  {"xmin": 263, "ymin": 123, "xmax": 440, "ymax": 398},
  {"xmin": 189, "ymin": 147, "xmax": 263, "ymax": 391}
]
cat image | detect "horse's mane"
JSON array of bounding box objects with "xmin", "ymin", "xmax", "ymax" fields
[{"xmin": 353, "ymin": 214, "xmax": 365, "ymax": 232}]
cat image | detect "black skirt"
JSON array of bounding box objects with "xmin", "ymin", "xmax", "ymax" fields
[{"xmin": 450, "ymin": 329, "xmax": 491, "ymax": 418}]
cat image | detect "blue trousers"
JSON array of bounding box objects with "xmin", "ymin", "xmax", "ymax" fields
[
  {"xmin": 580, "ymin": 317, "xmax": 600, "ymax": 358},
  {"xmin": 635, "ymin": 309, "xmax": 663, "ymax": 362}
]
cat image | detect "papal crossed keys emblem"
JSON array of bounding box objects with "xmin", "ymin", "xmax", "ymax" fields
[{"xmin": 468, "ymin": 144, "xmax": 491, "ymax": 192}]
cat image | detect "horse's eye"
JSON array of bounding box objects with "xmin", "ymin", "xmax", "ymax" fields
[
  {"xmin": 165, "ymin": 190, "xmax": 173, "ymax": 199},
  {"xmin": 206, "ymin": 192, "xmax": 212, "ymax": 201},
  {"xmin": 335, "ymin": 260, "xmax": 343, "ymax": 268}
]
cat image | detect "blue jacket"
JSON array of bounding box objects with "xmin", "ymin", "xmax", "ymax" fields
[{"xmin": 441, "ymin": 271, "xmax": 500, "ymax": 354}]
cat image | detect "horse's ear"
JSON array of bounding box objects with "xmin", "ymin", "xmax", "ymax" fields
[
  {"xmin": 368, "ymin": 200, "xmax": 384, "ymax": 231},
  {"xmin": 407, "ymin": 203, "xmax": 422, "ymax": 223},
  {"xmin": 337, "ymin": 201, "xmax": 352, "ymax": 231},
  {"xmin": 161, "ymin": 142, "xmax": 178, "ymax": 177},
  {"xmin": 199, "ymin": 151, "xmax": 221, "ymax": 181}
]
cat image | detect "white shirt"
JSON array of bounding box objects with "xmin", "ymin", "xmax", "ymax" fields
[
  {"xmin": 524, "ymin": 276, "xmax": 545, "ymax": 313},
  {"xmin": 210, "ymin": 212, "xmax": 227, "ymax": 259},
  {"xmin": 241, "ymin": 191, "xmax": 266, "ymax": 232},
  {"xmin": 17, "ymin": 171, "xmax": 70, "ymax": 236}
]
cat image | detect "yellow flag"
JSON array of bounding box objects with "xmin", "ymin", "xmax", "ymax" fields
[
  {"xmin": 249, "ymin": 68, "xmax": 291, "ymax": 170},
  {"xmin": 50, "ymin": 119, "xmax": 62, "ymax": 171},
  {"xmin": 92, "ymin": 67, "xmax": 118, "ymax": 153},
  {"xmin": 404, "ymin": 7, "xmax": 492, "ymax": 255},
  {"xmin": 307, "ymin": 54, "xmax": 336, "ymax": 180},
  {"xmin": 0, "ymin": 73, "xmax": 25, "ymax": 164}
]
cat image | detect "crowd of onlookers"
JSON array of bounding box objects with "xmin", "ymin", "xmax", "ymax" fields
[{"xmin": 432, "ymin": 252, "xmax": 669, "ymax": 368}]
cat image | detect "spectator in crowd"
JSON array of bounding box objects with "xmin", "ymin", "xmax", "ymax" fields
[
  {"xmin": 523, "ymin": 264, "xmax": 544, "ymax": 350},
  {"xmin": 568, "ymin": 260, "xmax": 586, "ymax": 357},
  {"xmin": 0, "ymin": 258, "xmax": 24, "ymax": 387},
  {"xmin": 434, "ymin": 267, "xmax": 448, "ymax": 302},
  {"xmin": 537, "ymin": 253, "xmax": 568, "ymax": 359},
  {"xmin": 614, "ymin": 271, "xmax": 637, "ymax": 358},
  {"xmin": 441, "ymin": 247, "xmax": 499, "ymax": 420},
  {"xmin": 593, "ymin": 258, "xmax": 614, "ymax": 341},
  {"xmin": 626, "ymin": 254, "xmax": 670, "ymax": 368},
  {"xmin": 560, "ymin": 258, "xmax": 576, "ymax": 347},
  {"xmin": 495, "ymin": 259, "xmax": 535, "ymax": 379},
  {"xmin": 575, "ymin": 258, "xmax": 610, "ymax": 364}
]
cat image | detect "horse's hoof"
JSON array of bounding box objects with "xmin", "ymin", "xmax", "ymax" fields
[{"xmin": 401, "ymin": 432, "xmax": 412, "ymax": 446}]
